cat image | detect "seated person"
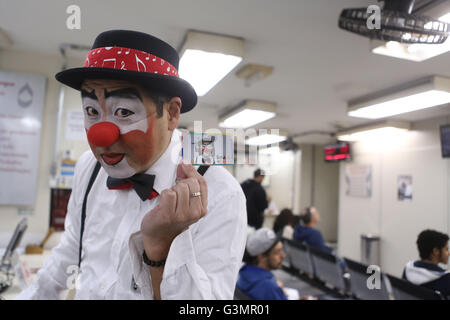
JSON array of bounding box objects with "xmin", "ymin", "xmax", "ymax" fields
[
  {"xmin": 273, "ymin": 208, "xmax": 297, "ymax": 239},
  {"xmin": 293, "ymin": 207, "xmax": 332, "ymax": 253},
  {"xmin": 237, "ymin": 228, "xmax": 287, "ymax": 300},
  {"xmin": 402, "ymin": 229, "xmax": 450, "ymax": 298}
]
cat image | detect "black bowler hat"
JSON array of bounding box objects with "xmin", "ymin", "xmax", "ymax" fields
[
  {"xmin": 55, "ymin": 30, "xmax": 197, "ymax": 113},
  {"xmin": 202, "ymin": 134, "xmax": 215, "ymax": 143}
]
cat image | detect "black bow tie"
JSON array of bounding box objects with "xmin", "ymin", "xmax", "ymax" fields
[{"xmin": 106, "ymin": 173, "xmax": 158, "ymax": 201}]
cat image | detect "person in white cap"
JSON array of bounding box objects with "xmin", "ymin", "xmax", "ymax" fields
[{"xmin": 236, "ymin": 228, "xmax": 287, "ymax": 300}]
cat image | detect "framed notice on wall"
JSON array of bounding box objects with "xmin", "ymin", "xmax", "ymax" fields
[
  {"xmin": 344, "ymin": 164, "xmax": 372, "ymax": 198},
  {"xmin": 0, "ymin": 70, "xmax": 47, "ymax": 206},
  {"xmin": 398, "ymin": 175, "xmax": 413, "ymax": 201}
]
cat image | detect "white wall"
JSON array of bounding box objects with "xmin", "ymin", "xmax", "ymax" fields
[
  {"xmin": 297, "ymin": 144, "xmax": 339, "ymax": 242},
  {"xmin": 312, "ymin": 145, "xmax": 339, "ymax": 242},
  {"xmin": 338, "ymin": 116, "xmax": 450, "ymax": 277},
  {"xmin": 0, "ymin": 48, "xmax": 87, "ymax": 247},
  {"xmin": 235, "ymin": 149, "xmax": 297, "ymax": 210},
  {"xmin": 298, "ymin": 145, "xmax": 313, "ymax": 210},
  {"xmin": 265, "ymin": 150, "xmax": 296, "ymax": 211},
  {"xmin": 233, "ymin": 144, "xmax": 339, "ymax": 239},
  {"xmin": 234, "ymin": 149, "xmax": 299, "ymax": 230}
]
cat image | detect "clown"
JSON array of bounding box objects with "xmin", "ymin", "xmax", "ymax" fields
[
  {"xmin": 81, "ymin": 79, "xmax": 175, "ymax": 179},
  {"xmin": 194, "ymin": 134, "xmax": 215, "ymax": 165},
  {"xmin": 17, "ymin": 30, "xmax": 247, "ymax": 300}
]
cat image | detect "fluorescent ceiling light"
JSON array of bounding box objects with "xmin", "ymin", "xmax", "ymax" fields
[
  {"xmin": 258, "ymin": 146, "xmax": 280, "ymax": 154},
  {"xmin": 371, "ymin": 11, "xmax": 450, "ymax": 62},
  {"xmin": 337, "ymin": 121, "xmax": 411, "ymax": 141},
  {"xmin": 349, "ymin": 90, "xmax": 450, "ymax": 119},
  {"xmin": 348, "ymin": 76, "xmax": 450, "ymax": 119},
  {"xmin": 179, "ymin": 49, "xmax": 242, "ymax": 96},
  {"xmin": 219, "ymin": 100, "xmax": 276, "ymax": 129},
  {"xmin": 179, "ymin": 31, "xmax": 244, "ymax": 96},
  {"xmin": 220, "ymin": 109, "xmax": 275, "ymax": 128},
  {"xmin": 246, "ymin": 131, "xmax": 287, "ymax": 146}
]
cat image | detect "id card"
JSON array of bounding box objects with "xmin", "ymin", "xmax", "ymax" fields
[{"xmin": 181, "ymin": 132, "xmax": 234, "ymax": 165}]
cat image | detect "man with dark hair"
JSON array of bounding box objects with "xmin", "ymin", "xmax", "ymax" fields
[
  {"xmin": 237, "ymin": 228, "xmax": 287, "ymax": 300},
  {"xmin": 403, "ymin": 229, "xmax": 450, "ymax": 298},
  {"xmin": 241, "ymin": 169, "xmax": 268, "ymax": 229}
]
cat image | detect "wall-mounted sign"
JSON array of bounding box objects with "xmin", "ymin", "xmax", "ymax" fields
[
  {"xmin": 65, "ymin": 109, "xmax": 86, "ymax": 141},
  {"xmin": 0, "ymin": 70, "xmax": 46, "ymax": 206},
  {"xmin": 398, "ymin": 175, "xmax": 413, "ymax": 201},
  {"xmin": 344, "ymin": 164, "xmax": 372, "ymax": 198}
]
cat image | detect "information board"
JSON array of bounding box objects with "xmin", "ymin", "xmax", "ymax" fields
[{"xmin": 0, "ymin": 70, "xmax": 46, "ymax": 205}]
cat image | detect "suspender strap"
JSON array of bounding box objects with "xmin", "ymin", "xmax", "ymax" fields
[
  {"xmin": 78, "ymin": 163, "xmax": 210, "ymax": 268},
  {"xmin": 197, "ymin": 165, "xmax": 209, "ymax": 176},
  {"xmin": 78, "ymin": 161, "xmax": 101, "ymax": 268}
]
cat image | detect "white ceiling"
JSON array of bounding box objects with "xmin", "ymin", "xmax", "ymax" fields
[{"xmin": 2, "ymin": 0, "xmax": 450, "ymax": 144}]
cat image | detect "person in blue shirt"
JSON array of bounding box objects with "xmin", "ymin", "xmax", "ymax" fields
[
  {"xmin": 402, "ymin": 229, "xmax": 450, "ymax": 299},
  {"xmin": 293, "ymin": 207, "xmax": 332, "ymax": 253},
  {"xmin": 237, "ymin": 228, "xmax": 287, "ymax": 300}
]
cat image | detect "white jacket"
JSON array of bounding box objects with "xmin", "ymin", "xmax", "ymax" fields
[{"xmin": 403, "ymin": 260, "xmax": 450, "ymax": 285}]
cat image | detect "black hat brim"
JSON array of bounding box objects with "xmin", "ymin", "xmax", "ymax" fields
[{"xmin": 55, "ymin": 67, "xmax": 197, "ymax": 113}]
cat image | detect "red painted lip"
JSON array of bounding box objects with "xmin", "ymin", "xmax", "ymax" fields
[{"xmin": 101, "ymin": 153, "xmax": 125, "ymax": 166}]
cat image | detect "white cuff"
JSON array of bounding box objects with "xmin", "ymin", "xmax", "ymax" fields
[
  {"xmin": 128, "ymin": 231, "xmax": 153, "ymax": 299},
  {"xmin": 163, "ymin": 228, "xmax": 196, "ymax": 277},
  {"xmin": 128, "ymin": 228, "xmax": 199, "ymax": 300}
]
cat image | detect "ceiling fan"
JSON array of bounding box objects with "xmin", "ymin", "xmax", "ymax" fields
[{"xmin": 338, "ymin": 0, "xmax": 450, "ymax": 44}]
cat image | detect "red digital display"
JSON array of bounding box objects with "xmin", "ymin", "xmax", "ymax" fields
[{"xmin": 324, "ymin": 142, "xmax": 351, "ymax": 162}]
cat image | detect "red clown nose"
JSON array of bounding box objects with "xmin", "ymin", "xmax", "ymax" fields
[{"xmin": 87, "ymin": 122, "xmax": 120, "ymax": 147}]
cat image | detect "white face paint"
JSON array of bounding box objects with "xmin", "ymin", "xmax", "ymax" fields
[
  {"xmin": 202, "ymin": 143, "xmax": 213, "ymax": 156},
  {"xmin": 82, "ymin": 94, "xmax": 148, "ymax": 133},
  {"xmin": 99, "ymin": 155, "xmax": 137, "ymax": 178},
  {"xmin": 82, "ymin": 89, "xmax": 150, "ymax": 178}
]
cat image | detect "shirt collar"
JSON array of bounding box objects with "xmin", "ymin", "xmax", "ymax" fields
[{"xmin": 144, "ymin": 129, "xmax": 182, "ymax": 194}]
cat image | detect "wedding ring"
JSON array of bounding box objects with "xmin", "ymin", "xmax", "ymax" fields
[{"xmin": 190, "ymin": 192, "xmax": 201, "ymax": 198}]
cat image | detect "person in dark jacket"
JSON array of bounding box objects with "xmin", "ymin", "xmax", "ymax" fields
[
  {"xmin": 293, "ymin": 206, "xmax": 332, "ymax": 253},
  {"xmin": 241, "ymin": 169, "xmax": 268, "ymax": 229},
  {"xmin": 237, "ymin": 228, "xmax": 287, "ymax": 300},
  {"xmin": 402, "ymin": 229, "xmax": 450, "ymax": 298}
]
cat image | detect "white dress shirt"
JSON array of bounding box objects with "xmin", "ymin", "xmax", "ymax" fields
[{"xmin": 16, "ymin": 129, "xmax": 247, "ymax": 299}]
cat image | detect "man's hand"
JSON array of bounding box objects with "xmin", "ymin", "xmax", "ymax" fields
[{"xmin": 140, "ymin": 162, "xmax": 208, "ymax": 261}]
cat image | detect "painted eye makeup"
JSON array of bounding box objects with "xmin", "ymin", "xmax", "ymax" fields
[
  {"xmin": 114, "ymin": 108, "xmax": 135, "ymax": 118},
  {"xmin": 85, "ymin": 106, "xmax": 99, "ymax": 117}
]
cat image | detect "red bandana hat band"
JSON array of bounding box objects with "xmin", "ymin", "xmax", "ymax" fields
[{"xmin": 83, "ymin": 46, "xmax": 179, "ymax": 77}]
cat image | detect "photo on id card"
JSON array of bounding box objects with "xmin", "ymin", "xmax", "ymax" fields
[{"xmin": 181, "ymin": 132, "xmax": 234, "ymax": 165}]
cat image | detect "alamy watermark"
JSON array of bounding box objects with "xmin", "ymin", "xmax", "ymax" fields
[
  {"xmin": 66, "ymin": 5, "xmax": 81, "ymax": 30},
  {"xmin": 366, "ymin": 265, "xmax": 381, "ymax": 290},
  {"xmin": 66, "ymin": 264, "xmax": 81, "ymax": 290},
  {"xmin": 366, "ymin": 5, "xmax": 381, "ymax": 30},
  {"xmin": 182, "ymin": 121, "xmax": 284, "ymax": 176}
]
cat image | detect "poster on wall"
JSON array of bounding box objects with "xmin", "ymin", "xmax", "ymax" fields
[
  {"xmin": 398, "ymin": 175, "xmax": 413, "ymax": 201},
  {"xmin": 65, "ymin": 109, "xmax": 86, "ymax": 141},
  {"xmin": 344, "ymin": 164, "xmax": 372, "ymax": 197},
  {"xmin": 0, "ymin": 70, "xmax": 47, "ymax": 206}
]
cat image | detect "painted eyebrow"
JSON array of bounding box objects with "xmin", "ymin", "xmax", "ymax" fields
[
  {"xmin": 104, "ymin": 88, "xmax": 143, "ymax": 101},
  {"xmin": 80, "ymin": 88, "xmax": 143, "ymax": 101},
  {"xmin": 81, "ymin": 89, "xmax": 98, "ymax": 100}
]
